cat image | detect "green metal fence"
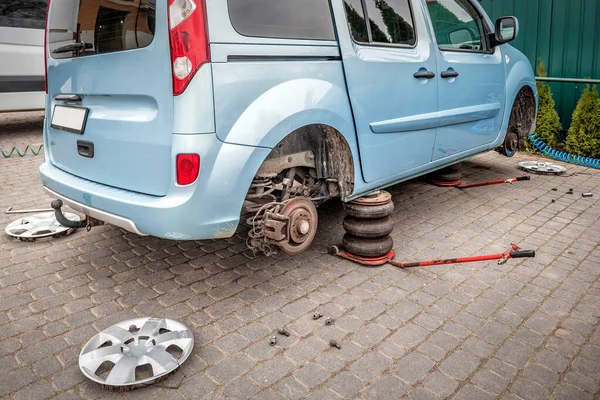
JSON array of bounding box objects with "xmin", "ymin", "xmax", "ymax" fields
[{"xmin": 480, "ymin": 0, "xmax": 600, "ymax": 129}]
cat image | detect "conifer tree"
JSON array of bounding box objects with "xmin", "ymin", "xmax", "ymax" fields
[
  {"xmin": 565, "ymin": 84, "xmax": 600, "ymax": 158},
  {"xmin": 529, "ymin": 61, "xmax": 562, "ymax": 150}
]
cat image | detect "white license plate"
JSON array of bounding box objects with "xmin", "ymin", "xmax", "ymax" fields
[{"xmin": 51, "ymin": 105, "xmax": 89, "ymax": 134}]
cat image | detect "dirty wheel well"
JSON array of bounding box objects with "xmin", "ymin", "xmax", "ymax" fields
[
  {"xmin": 508, "ymin": 85, "xmax": 536, "ymax": 146},
  {"xmin": 262, "ymin": 124, "xmax": 355, "ymax": 198}
]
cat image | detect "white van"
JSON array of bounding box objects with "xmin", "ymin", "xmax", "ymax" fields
[{"xmin": 0, "ymin": 0, "xmax": 47, "ymax": 112}]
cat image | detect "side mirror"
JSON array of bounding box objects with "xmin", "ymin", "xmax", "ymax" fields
[{"xmin": 493, "ymin": 16, "xmax": 518, "ymax": 46}]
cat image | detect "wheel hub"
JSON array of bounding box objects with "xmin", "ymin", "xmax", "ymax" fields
[
  {"xmin": 279, "ymin": 198, "xmax": 318, "ymax": 255},
  {"xmin": 506, "ymin": 131, "xmax": 519, "ymax": 152},
  {"xmin": 297, "ymin": 220, "xmax": 310, "ymax": 235}
]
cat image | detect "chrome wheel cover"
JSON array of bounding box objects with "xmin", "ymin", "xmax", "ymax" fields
[{"xmin": 79, "ymin": 318, "xmax": 194, "ymax": 389}]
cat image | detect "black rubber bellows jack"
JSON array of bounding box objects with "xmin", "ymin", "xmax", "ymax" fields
[{"xmin": 342, "ymin": 190, "xmax": 394, "ymax": 258}]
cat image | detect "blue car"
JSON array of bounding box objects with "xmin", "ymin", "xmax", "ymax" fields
[{"xmin": 40, "ymin": 0, "xmax": 538, "ymax": 255}]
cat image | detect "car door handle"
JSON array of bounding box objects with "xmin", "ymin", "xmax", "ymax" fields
[
  {"xmin": 414, "ymin": 71, "xmax": 436, "ymax": 79},
  {"xmin": 441, "ymin": 71, "xmax": 459, "ymax": 79},
  {"xmin": 55, "ymin": 94, "xmax": 82, "ymax": 102}
]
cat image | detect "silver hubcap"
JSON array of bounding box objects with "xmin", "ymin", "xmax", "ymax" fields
[
  {"xmin": 5, "ymin": 212, "xmax": 80, "ymax": 240},
  {"xmin": 79, "ymin": 318, "xmax": 194, "ymax": 388}
]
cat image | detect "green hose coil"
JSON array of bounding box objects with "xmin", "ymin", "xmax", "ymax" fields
[{"xmin": 0, "ymin": 144, "xmax": 44, "ymax": 158}]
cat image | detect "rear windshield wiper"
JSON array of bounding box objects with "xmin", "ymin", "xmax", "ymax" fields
[{"xmin": 52, "ymin": 42, "xmax": 93, "ymax": 54}]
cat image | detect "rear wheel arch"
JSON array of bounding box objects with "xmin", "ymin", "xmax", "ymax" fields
[{"xmin": 258, "ymin": 124, "xmax": 355, "ymax": 198}]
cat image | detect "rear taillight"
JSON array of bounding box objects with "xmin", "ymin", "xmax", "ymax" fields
[
  {"xmin": 176, "ymin": 154, "xmax": 200, "ymax": 185},
  {"xmin": 44, "ymin": 0, "xmax": 51, "ymax": 94},
  {"xmin": 168, "ymin": 0, "xmax": 209, "ymax": 96}
]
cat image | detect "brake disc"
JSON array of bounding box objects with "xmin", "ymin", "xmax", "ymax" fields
[
  {"xmin": 79, "ymin": 317, "xmax": 194, "ymax": 392},
  {"xmin": 519, "ymin": 161, "xmax": 567, "ymax": 175},
  {"xmin": 5, "ymin": 212, "xmax": 80, "ymax": 241}
]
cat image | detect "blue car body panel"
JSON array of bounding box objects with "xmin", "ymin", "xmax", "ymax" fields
[
  {"xmin": 41, "ymin": 132, "xmax": 270, "ymax": 239},
  {"xmin": 334, "ymin": 0, "xmax": 439, "ymax": 183},
  {"xmin": 39, "ymin": 0, "xmax": 538, "ymax": 240}
]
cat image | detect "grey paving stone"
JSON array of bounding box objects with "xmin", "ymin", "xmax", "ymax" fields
[
  {"xmin": 495, "ymin": 339, "xmax": 535, "ymax": 368},
  {"xmin": 393, "ymin": 352, "xmax": 435, "ymax": 384},
  {"xmin": 439, "ymin": 350, "xmax": 481, "ymax": 380},
  {"xmin": 485, "ymin": 358, "xmax": 519, "ymax": 380},
  {"xmin": 408, "ymin": 386, "xmax": 442, "ymax": 400},
  {"xmin": 453, "ymin": 384, "xmax": 494, "ymax": 400},
  {"xmin": 215, "ymin": 333, "xmax": 250, "ymax": 354},
  {"xmin": 206, "ymin": 353, "xmax": 255, "ymax": 384},
  {"xmin": 390, "ymin": 323, "xmax": 428, "ymax": 349},
  {"xmin": 461, "ymin": 337, "xmax": 495, "ymax": 358},
  {"xmin": 475, "ymin": 320, "xmax": 513, "ymax": 345},
  {"xmin": 285, "ymin": 336, "xmax": 328, "ymax": 364},
  {"xmin": 294, "ymin": 363, "xmax": 330, "ymax": 389},
  {"xmin": 351, "ymin": 323, "xmax": 390, "ymax": 349},
  {"xmin": 551, "ymin": 384, "xmax": 593, "ymax": 400},
  {"xmin": 535, "ymin": 349, "xmax": 570, "ymax": 373},
  {"xmin": 524, "ymin": 312, "xmax": 560, "ymax": 335},
  {"xmin": 428, "ymin": 330, "xmax": 462, "ymax": 351},
  {"xmin": 277, "ymin": 377, "xmax": 309, "ymax": 400},
  {"xmin": 423, "ymin": 372, "xmax": 459, "ymax": 397},
  {"xmin": 350, "ymin": 352, "xmax": 391, "ymax": 382},
  {"xmin": 523, "ymin": 364, "xmax": 560, "ymax": 388},
  {"xmin": 249, "ymin": 356, "xmax": 295, "ymax": 387},
  {"xmin": 564, "ymin": 372, "xmax": 599, "ymax": 394},
  {"xmin": 361, "ymin": 375, "xmax": 409, "ymax": 400},
  {"xmin": 178, "ymin": 373, "xmax": 217, "ymax": 399},
  {"xmin": 471, "ymin": 370, "xmax": 509, "ymax": 395},
  {"xmin": 327, "ymin": 371, "xmax": 365, "ymax": 398},
  {"xmin": 0, "ymin": 368, "xmax": 36, "ymax": 397},
  {"xmin": 510, "ymin": 378, "xmax": 550, "ymax": 400},
  {"xmin": 572, "ymin": 357, "xmax": 600, "ymax": 381},
  {"xmin": 16, "ymin": 337, "xmax": 69, "ymax": 365}
]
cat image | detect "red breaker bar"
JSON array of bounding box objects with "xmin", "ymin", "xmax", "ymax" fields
[{"xmin": 456, "ymin": 175, "xmax": 530, "ymax": 189}]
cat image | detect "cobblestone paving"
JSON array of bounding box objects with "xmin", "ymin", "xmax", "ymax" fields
[{"xmin": 1, "ymin": 112, "xmax": 599, "ymax": 399}]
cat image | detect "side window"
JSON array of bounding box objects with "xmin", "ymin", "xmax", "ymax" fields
[
  {"xmin": 343, "ymin": 0, "xmax": 369, "ymax": 43},
  {"xmin": 426, "ymin": 0, "xmax": 488, "ymax": 52},
  {"xmin": 343, "ymin": 0, "xmax": 416, "ymax": 46},
  {"xmin": 0, "ymin": 0, "xmax": 48, "ymax": 29},
  {"xmin": 227, "ymin": 0, "xmax": 335, "ymax": 41}
]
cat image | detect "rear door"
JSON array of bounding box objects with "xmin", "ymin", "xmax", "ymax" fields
[
  {"xmin": 46, "ymin": 0, "xmax": 174, "ymax": 196},
  {"xmin": 425, "ymin": 0, "xmax": 506, "ymax": 161},
  {"xmin": 337, "ymin": 0, "xmax": 439, "ymax": 183}
]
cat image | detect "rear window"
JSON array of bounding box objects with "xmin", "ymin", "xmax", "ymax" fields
[
  {"xmin": 0, "ymin": 0, "xmax": 47, "ymax": 30},
  {"xmin": 48, "ymin": 0, "xmax": 156, "ymax": 59},
  {"xmin": 227, "ymin": 0, "xmax": 336, "ymax": 41}
]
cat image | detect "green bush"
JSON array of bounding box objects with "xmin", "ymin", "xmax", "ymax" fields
[
  {"xmin": 527, "ymin": 61, "xmax": 562, "ymax": 151},
  {"xmin": 565, "ymin": 84, "xmax": 600, "ymax": 158}
]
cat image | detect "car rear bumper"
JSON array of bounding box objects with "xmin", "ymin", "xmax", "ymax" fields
[
  {"xmin": 39, "ymin": 133, "xmax": 271, "ymax": 240},
  {"xmin": 44, "ymin": 186, "xmax": 147, "ymax": 236}
]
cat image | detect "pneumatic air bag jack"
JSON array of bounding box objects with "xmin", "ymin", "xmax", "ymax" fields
[
  {"xmin": 51, "ymin": 199, "xmax": 104, "ymax": 231},
  {"xmin": 329, "ymin": 243, "xmax": 535, "ymax": 268}
]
